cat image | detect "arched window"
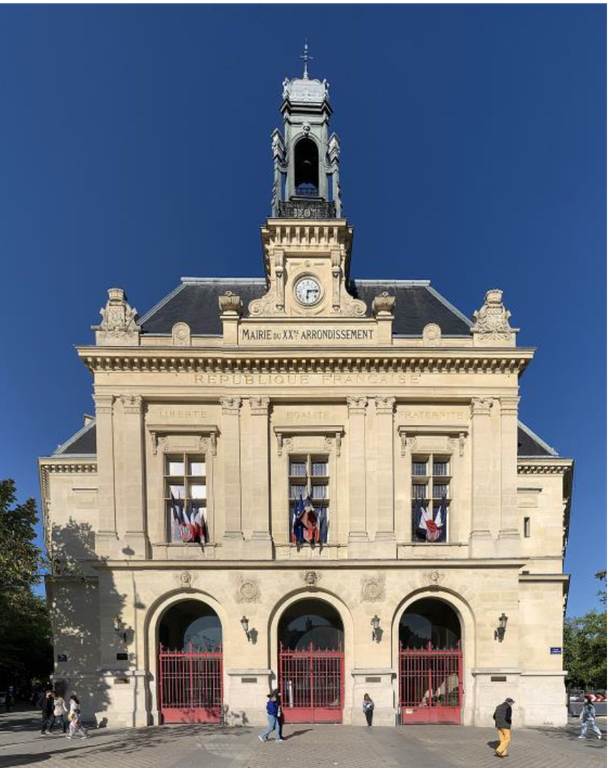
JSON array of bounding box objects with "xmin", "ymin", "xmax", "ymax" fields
[
  {"xmin": 159, "ymin": 599, "xmax": 222, "ymax": 651},
  {"xmin": 399, "ymin": 598, "xmax": 461, "ymax": 650},
  {"xmin": 279, "ymin": 598, "xmax": 343, "ymax": 650},
  {"xmin": 294, "ymin": 138, "xmax": 319, "ymax": 196}
]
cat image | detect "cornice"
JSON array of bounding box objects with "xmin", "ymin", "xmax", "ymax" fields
[
  {"xmin": 77, "ymin": 347, "xmax": 534, "ymax": 376},
  {"xmin": 517, "ymin": 458, "xmax": 573, "ymax": 475}
]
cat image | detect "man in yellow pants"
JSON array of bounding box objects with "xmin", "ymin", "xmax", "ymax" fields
[{"xmin": 493, "ymin": 698, "xmax": 514, "ymax": 757}]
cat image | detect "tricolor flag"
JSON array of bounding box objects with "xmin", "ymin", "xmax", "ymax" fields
[
  {"xmin": 317, "ymin": 507, "xmax": 328, "ymax": 544},
  {"xmin": 292, "ymin": 496, "xmax": 305, "ymax": 544},
  {"xmin": 418, "ymin": 500, "xmax": 447, "ymax": 542},
  {"xmin": 300, "ymin": 495, "xmax": 319, "ymax": 544}
]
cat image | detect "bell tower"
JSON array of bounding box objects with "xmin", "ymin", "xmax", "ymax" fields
[{"xmin": 271, "ymin": 43, "xmax": 342, "ymax": 219}]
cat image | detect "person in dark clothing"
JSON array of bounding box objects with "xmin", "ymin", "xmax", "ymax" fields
[
  {"xmin": 258, "ymin": 694, "xmax": 282, "ymax": 742},
  {"xmin": 40, "ymin": 691, "xmax": 55, "ymax": 735},
  {"xmin": 362, "ymin": 694, "xmax": 375, "ymax": 726},
  {"xmin": 493, "ymin": 698, "xmax": 514, "ymax": 758}
]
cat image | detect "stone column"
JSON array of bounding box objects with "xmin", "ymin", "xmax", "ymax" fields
[
  {"xmin": 220, "ymin": 396, "xmax": 244, "ymax": 556},
  {"xmin": 120, "ymin": 395, "xmax": 148, "ymax": 558},
  {"xmin": 498, "ymin": 396, "xmax": 520, "ymax": 555},
  {"xmin": 347, "ymin": 396, "xmax": 368, "ymax": 555},
  {"xmin": 249, "ymin": 397, "xmax": 273, "ymax": 558},
  {"xmin": 94, "ymin": 393, "xmax": 118, "ymax": 557},
  {"xmin": 469, "ymin": 397, "xmax": 495, "ymax": 557},
  {"xmin": 374, "ymin": 396, "xmax": 396, "ymax": 557}
]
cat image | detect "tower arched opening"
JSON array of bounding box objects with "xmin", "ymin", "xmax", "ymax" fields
[{"xmin": 294, "ymin": 138, "xmax": 319, "ymax": 196}]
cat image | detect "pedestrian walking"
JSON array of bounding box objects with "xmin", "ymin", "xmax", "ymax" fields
[
  {"xmin": 257, "ymin": 693, "xmax": 282, "ymax": 743},
  {"xmin": 363, "ymin": 693, "xmax": 375, "ymax": 726},
  {"xmin": 52, "ymin": 693, "xmax": 68, "ymax": 733},
  {"xmin": 493, "ymin": 697, "xmax": 514, "ymax": 758},
  {"xmin": 39, "ymin": 690, "xmax": 55, "ymax": 735},
  {"xmin": 273, "ymin": 691, "xmax": 285, "ymax": 740},
  {"xmin": 578, "ymin": 696, "xmax": 602, "ymax": 740},
  {"xmin": 66, "ymin": 695, "xmax": 87, "ymax": 739}
]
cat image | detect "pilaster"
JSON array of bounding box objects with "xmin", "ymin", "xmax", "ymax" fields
[
  {"xmin": 119, "ymin": 395, "xmax": 148, "ymax": 558},
  {"xmin": 374, "ymin": 397, "xmax": 396, "ymax": 558},
  {"xmin": 498, "ymin": 396, "xmax": 521, "ymax": 556},
  {"xmin": 347, "ymin": 396, "xmax": 369, "ymax": 557},
  {"xmin": 469, "ymin": 397, "xmax": 496, "ymax": 557},
  {"xmin": 93, "ymin": 393, "xmax": 119, "ymax": 557},
  {"xmin": 220, "ymin": 396, "xmax": 244, "ymax": 557},
  {"xmin": 248, "ymin": 397, "xmax": 273, "ymax": 558}
]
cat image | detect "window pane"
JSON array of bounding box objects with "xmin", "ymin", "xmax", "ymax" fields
[
  {"xmin": 412, "ymin": 484, "xmax": 428, "ymax": 500},
  {"xmin": 312, "ymin": 461, "xmax": 328, "ymax": 477},
  {"xmin": 434, "ymin": 461, "xmax": 449, "ymax": 477},
  {"xmin": 312, "ymin": 484, "xmax": 328, "ymax": 500},
  {"xmin": 167, "ymin": 459, "xmax": 184, "ymax": 476},
  {"xmin": 290, "ymin": 484, "xmax": 308, "ymax": 500},
  {"xmin": 412, "ymin": 462, "xmax": 427, "ymax": 476},
  {"xmin": 189, "ymin": 459, "xmax": 206, "ymax": 476},
  {"xmin": 433, "ymin": 484, "xmax": 449, "ymax": 499},
  {"xmin": 290, "ymin": 462, "xmax": 307, "ymax": 477},
  {"xmin": 189, "ymin": 483, "xmax": 207, "ymax": 500},
  {"xmin": 168, "ymin": 484, "xmax": 185, "ymax": 499}
]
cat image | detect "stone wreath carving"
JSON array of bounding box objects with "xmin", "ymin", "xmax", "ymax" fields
[
  {"xmin": 361, "ymin": 574, "xmax": 386, "ymax": 603},
  {"xmin": 235, "ymin": 576, "xmax": 261, "ymax": 604}
]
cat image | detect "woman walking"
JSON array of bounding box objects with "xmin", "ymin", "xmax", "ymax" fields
[
  {"xmin": 257, "ymin": 693, "xmax": 282, "ymax": 743},
  {"xmin": 578, "ymin": 696, "xmax": 602, "ymax": 740},
  {"xmin": 67, "ymin": 695, "xmax": 87, "ymax": 739},
  {"xmin": 52, "ymin": 693, "xmax": 68, "ymax": 734},
  {"xmin": 362, "ymin": 694, "xmax": 375, "ymax": 726}
]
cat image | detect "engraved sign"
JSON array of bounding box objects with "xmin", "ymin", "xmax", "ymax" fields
[
  {"xmin": 238, "ymin": 323, "xmax": 376, "ymax": 346},
  {"xmin": 194, "ymin": 372, "xmax": 421, "ymax": 387}
]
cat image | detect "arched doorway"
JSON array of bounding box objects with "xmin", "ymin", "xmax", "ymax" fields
[
  {"xmin": 278, "ymin": 598, "xmax": 344, "ymax": 723},
  {"xmin": 158, "ymin": 599, "xmax": 223, "ymax": 723},
  {"xmin": 399, "ymin": 598, "xmax": 463, "ymax": 724}
]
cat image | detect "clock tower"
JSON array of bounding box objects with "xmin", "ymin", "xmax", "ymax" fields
[{"xmin": 250, "ymin": 45, "xmax": 369, "ymax": 320}]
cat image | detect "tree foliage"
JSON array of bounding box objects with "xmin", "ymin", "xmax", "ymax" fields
[
  {"xmin": 0, "ymin": 479, "xmax": 53, "ymax": 687},
  {"xmin": 564, "ymin": 572, "xmax": 607, "ymax": 690}
]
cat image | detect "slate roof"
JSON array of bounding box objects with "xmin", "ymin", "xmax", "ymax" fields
[
  {"xmin": 53, "ymin": 419, "xmax": 97, "ymax": 456},
  {"xmin": 138, "ymin": 278, "xmax": 473, "ymax": 337},
  {"xmin": 52, "ymin": 418, "xmax": 557, "ymax": 460}
]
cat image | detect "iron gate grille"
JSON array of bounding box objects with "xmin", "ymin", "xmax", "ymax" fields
[
  {"xmin": 159, "ymin": 645, "xmax": 223, "ymax": 723},
  {"xmin": 399, "ymin": 642, "xmax": 463, "ymax": 724},
  {"xmin": 279, "ymin": 643, "xmax": 344, "ymax": 723}
]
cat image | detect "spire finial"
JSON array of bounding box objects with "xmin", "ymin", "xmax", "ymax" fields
[{"xmin": 301, "ymin": 39, "xmax": 313, "ymax": 79}]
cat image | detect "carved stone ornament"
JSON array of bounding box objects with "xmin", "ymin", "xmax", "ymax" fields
[
  {"xmin": 235, "ymin": 575, "xmax": 261, "ymax": 604},
  {"xmin": 220, "ymin": 396, "xmax": 242, "ymax": 414},
  {"xmin": 179, "ymin": 571, "xmax": 194, "ymax": 589},
  {"xmin": 422, "ymin": 323, "xmax": 442, "ymax": 345},
  {"xmin": 361, "ymin": 574, "xmax": 386, "ymax": 603},
  {"xmin": 120, "ymin": 394, "xmax": 142, "ymax": 415},
  {"xmin": 218, "ymin": 291, "xmax": 244, "ymax": 316},
  {"xmin": 426, "ymin": 570, "xmax": 444, "ymax": 586},
  {"xmin": 471, "ymin": 289, "xmax": 516, "ymax": 344},
  {"xmin": 172, "ymin": 322, "xmax": 191, "ymax": 346},
  {"xmin": 372, "ymin": 292, "xmax": 396, "ymax": 317},
  {"xmin": 302, "ymin": 570, "xmax": 322, "ymax": 587},
  {"xmin": 93, "ymin": 287, "xmax": 141, "ymax": 346}
]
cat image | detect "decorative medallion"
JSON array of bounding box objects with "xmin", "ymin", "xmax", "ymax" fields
[
  {"xmin": 302, "ymin": 570, "xmax": 322, "ymax": 587},
  {"xmin": 179, "ymin": 571, "xmax": 194, "ymax": 589},
  {"xmin": 361, "ymin": 574, "xmax": 386, "ymax": 603},
  {"xmin": 235, "ymin": 576, "xmax": 261, "ymax": 604},
  {"xmin": 427, "ymin": 570, "xmax": 444, "ymax": 586}
]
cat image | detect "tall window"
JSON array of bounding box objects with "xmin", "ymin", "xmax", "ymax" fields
[
  {"xmin": 166, "ymin": 454, "xmax": 208, "ymax": 543},
  {"xmin": 412, "ymin": 455, "xmax": 450, "ymax": 542},
  {"xmin": 289, "ymin": 455, "xmax": 329, "ymax": 544}
]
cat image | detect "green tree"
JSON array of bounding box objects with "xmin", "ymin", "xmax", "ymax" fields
[
  {"xmin": 564, "ymin": 572, "xmax": 607, "ymax": 690},
  {"xmin": 0, "ymin": 479, "xmax": 53, "ymax": 689}
]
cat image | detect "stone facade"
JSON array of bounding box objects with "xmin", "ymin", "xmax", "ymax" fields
[{"xmin": 38, "ymin": 63, "xmax": 572, "ymax": 730}]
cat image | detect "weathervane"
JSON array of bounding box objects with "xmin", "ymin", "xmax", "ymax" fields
[{"xmin": 301, "ymin": 39, "xmax": 313, "ymax": 79}]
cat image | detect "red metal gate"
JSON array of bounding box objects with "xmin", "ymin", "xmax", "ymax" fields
[
  {"xmin": 159, "ymin": 645, "xmax": 223, "ymax": 724},
  {"xmin": 399, "ymin": 642, "xmax": 463, "ymax": 724},
  {"xmin": 279, "ymin": 643, "xmax": 344, "ymax": 723}
]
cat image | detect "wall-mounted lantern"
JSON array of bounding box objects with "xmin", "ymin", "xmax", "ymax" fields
[
  {"xmin": 240, "ymin": 616, "xmax": 250, "ymax": 640},
  {"xmin": 371, "ymin": 615, "xmax": 381, "ymax": 643},
  {"xmin": 113, "ymin": 615, "xmax": 128, "ymax": 644},
  {"xmin": 494, "ymin": 613, "xmax": 508, "ymax": 642}
]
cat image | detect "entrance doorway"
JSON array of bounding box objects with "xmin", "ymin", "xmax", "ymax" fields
[
  {"xmin": 399, "ymin": 598, "xmax": 463, "ymax": 724},
  {"xmin": 278, "ymin": 599, "xmax": 344, "ymax": 723},
  {"xmin": 158, "ymin": 600, "xmax": 223, "ymax": 723}
]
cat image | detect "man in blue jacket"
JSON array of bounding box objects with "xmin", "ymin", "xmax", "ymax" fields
[{"xmin": 258, "ymin": 694, "xmax": 283, "ymax": 743}]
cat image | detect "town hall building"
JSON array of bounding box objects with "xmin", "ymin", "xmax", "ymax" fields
[{"xmin": 39, "ymin": 55, "xmax": 573, "ymax": 729}]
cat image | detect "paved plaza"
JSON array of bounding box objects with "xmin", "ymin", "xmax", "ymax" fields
[{"xmin": 0, "ymin": 710, "xmax": 606, "ymax": 768}]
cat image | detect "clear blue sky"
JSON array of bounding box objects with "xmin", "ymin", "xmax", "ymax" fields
[{"xmin": 0, "ymin": 4, "xmax": 605, "ymax": 616}]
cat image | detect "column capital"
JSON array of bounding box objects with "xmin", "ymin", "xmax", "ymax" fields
[
  {"xmin": 471, "ymin": 397, "xmax": 494, "ymax": 417},
  {"xmin": 249, "ymin": 396, "xmax": 270, "ymax": 416},
  {"xmin": 120, "ymin": 394, "xmax": 143, "ymax": 414},
  {"xmin": 347, "ymin": 396, "xmax": 368, "ymax": 413},
  {"xmin": 500, "ymin": 396, "xmax": 520, "ymax": 415},
  {"xmin": 93, "ymin": 393, "xmax": 114, "ymax": 414},
  {"xmin": 220, "ymin": 396, "xmax": 242, "ymax": 414},
  {"xmin": 375, "ymin": 396, "xmax": 396, "ymax": 414}
]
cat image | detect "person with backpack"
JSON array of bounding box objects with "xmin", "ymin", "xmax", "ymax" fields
[
  {"xmin": 257, "ymin": 693, "xmax": 283, "ymax": 743},
  {"xmin": 579, "ymin": 695, "xmax": 602, "ymax": 740},
  {"xmin": 362, "ymin": 693, "xmax": 375, "ymax": 726},
  {"xmin": 493, "ymin": 697, "xmax": 514, "ymax": 758},
  {"xmin": 67, "ymin": 694, "xmax": 87, "ymax": 739}
]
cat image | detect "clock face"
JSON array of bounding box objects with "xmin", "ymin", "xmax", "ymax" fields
[{"xmin": 295, "ymin": 277, "xmax": 322, "ymax": 306}]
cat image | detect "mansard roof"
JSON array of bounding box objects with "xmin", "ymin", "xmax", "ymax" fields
[
  {"xmin": 51, "ymin": 417, "xmax": 556, "ymax": 462},
  {"xmin": 138, "ymin": 278, "xmax": 473, "ymax": 337}
]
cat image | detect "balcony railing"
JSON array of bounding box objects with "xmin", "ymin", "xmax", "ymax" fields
[{"xmin": 277, "ymin": 199, "xmax": 337, "ymax": 219}]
